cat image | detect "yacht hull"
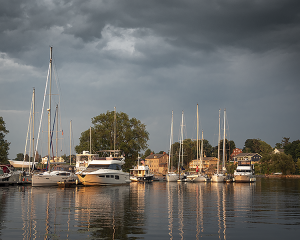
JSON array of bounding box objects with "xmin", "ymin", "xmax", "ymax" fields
[
  {"xmin": 211, "ymin": 174, "xmax": 226, "ymax": 182},
  {"xmin": 77, "ymin": 170, "xmax": 130, "ymax": 185},
  {"xmin": 234, "ymin": 175, "xmax": 256, "ymax": 183},
  {"xmin": 166, "ymin": 173, "xmax": 179, "ymax": 182},
  {"xmin": 32, "ymin": 172, "xmax": 78, "ymax": 187}
]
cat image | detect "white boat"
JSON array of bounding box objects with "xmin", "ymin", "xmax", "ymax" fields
[
  {"xmin": 177, "ymin": 111, "xmax": 186, "ymax": 182},
  {"xmin": 166, "ymin": 111, "xmax": 179, "ymax": 182},
  {"xmin": 233, "ymin": 160, "xmax": 256, "ymax": 183},
  {"xmin": 32, "ymin": 164, "xmax": 77, "ymax": 187},
  {"xmin": 212, "ymin": 109, "xmax": 226, "ymax": 183},
  {"xmin": 8, "ymin": 160, "xmax": 35, "ymax": 169},
  {"xmin": 0, "ymin": 166, "xmax": 11, "ymax": 181},
  {"xmin": 187, "ymin": 104, "xmax": 209, "ymax": 182},
  {"xmin": 76, "ymin": 150, "xmax": 131, "ymax": 185},
  {"xmin": 130, "ymin": 165, "xmax": 153, "ymax": 182},
  {"xmin": 32, "ymin": 47, "xmax": 78, "ymax": 187},
  {"xmin": 75, "ymin": 151, "xmax": 100, "ymax": 173}
]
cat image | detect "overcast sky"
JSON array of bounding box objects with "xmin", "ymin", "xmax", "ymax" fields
[{"xmin": 1, "ymin": 0, "xmax": 300, "ymax": 159}]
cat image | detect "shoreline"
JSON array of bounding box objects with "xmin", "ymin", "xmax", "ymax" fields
[{"xmin": 264, "ymin": 174, "xmax": 300, "ymax": 178}]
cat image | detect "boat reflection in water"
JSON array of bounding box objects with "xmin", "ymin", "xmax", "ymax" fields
[{"xmin": 2, "ymin": 178, "xmax": 300, "ymax": 240}]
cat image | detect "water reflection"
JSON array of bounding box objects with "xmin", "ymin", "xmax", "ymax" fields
[{"xmin": 1, "ymin": 179, "xmax": 300, "ymax": 239}]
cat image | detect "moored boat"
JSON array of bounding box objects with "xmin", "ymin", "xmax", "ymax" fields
[
  {"xmin": 233, "ymin": 160, "xmax": 256, "ymax": 183},
  {"xmin": 76, "ymin": 150, "xmax": 131, "ymax": 185},
  {"xmin": 130, "ymin": 165, "xmax": 153, "ymax": 182}
]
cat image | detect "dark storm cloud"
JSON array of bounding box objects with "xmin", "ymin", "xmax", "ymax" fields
[{"xmin": 1, "ymin": 0, "xmax": 300, "ymax": 158}]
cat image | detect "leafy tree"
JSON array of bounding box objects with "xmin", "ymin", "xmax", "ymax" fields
[
  {"xmin": 284, "ymin": 140, "xmax": 300, "ymax": 161},
  {"xmin": 75, "ymin": 111, "xmax": 149, "ymax": 171},
  {"xmin": 0, "ymin": 117, "xmax": 10, "ymax": 164},
  {"xmin": 15, "ymin": 153, "xmax": 24, "ymax": 161},
  {"xmin": 243, "ymin": 138, "xmax": 272, "ymax": 156},
  {"xmin": 142, "ymin": 149, "xmax": 153, "ymax": 159},
  {"xmin": 260, "ymin": 153, "xmax": 295, "ymax": 175}
]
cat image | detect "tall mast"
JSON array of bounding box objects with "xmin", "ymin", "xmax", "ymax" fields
[
  {"xmin": 222, "ymin": 108, "xmax": 226, "ymax": 172},
  {"xmin": 168, "ymin": 110, "xmax": 173, "ymax": 173},
  {"xmin": 197, "ymin": 104, "xmax": 199, "ymax": 166},
  {"xmin": 47, "ymin": 46, "xmax": 52, "ymax": 171},
  {"xmin": 56, "ymin": 104, "xmax": 58, "ymax": 160},
  {"xmin": 200, "ymin": 130, "xmax": 203, "ymax": 172},
  {"xmin": 70, "ymin": 120, "xmax": 72, "ymax": 165},
  {"xmin": 217, "ymin": 109, "xmax": 220, "ymax": 174},
  {"xmin": 32, "ymin": 87, "xmax": 35, "ymax": 172},
  {"xmin": 114, "ymin": 107, "xmax": 116, "ymax": 157},
  {"xmin": 90, "ymin": 126, "xmax": 92, "ymax": 153}
]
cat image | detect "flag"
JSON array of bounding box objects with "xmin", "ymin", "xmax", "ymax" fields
[{"xmin": 196, "ymin": 165, "xmax": 199, "ymax": 172}]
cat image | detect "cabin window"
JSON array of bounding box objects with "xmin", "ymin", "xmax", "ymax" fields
[
  {"xmin": 115, "ymin": 175, "xmax": 119, "ymax": 180},
  {"xmin": 106, "ymin": 175, "xmax": 110, "ymax": 178}
]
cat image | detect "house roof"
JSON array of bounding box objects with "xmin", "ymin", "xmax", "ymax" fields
[
  {"xmin": 191, "ymin": 157, "xmax": 218, "ymax": 161},
  {"xmin": 145, "ymin": 153, "xmax": 166, "ymax": 159},
  {"xmin": 234, "ymin": 153, "xmax": 262, "ymax": 157}
]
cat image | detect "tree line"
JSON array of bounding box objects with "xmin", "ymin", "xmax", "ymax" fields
[{"xmin": 1, "ymin": 112, "xmax": 300, "ymax": 175}]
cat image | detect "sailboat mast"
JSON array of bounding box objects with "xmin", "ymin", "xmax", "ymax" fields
[
  {"xmin": 32, "ymin": 87, "xmax": 35, "ymax": 172},
  {"xmin": 200, "ymin": 130, "xmax": 203, "ymax": 172},
  {"xmin": 197, "ymin": 104, "xmax": 199, "ymax": 166},
  {"xmin": 56, "ymin": 104, "xmax": 58, "ymax": 160},
  {"xmin": 90, "ymin": 126, "xmax": 92, "ymax": 153},
  {"xmin": 168, "ymin": 110, "xmax": 173, "ymax": 173},
  {"xmin": 47, "ymin": 46, "xmax": 52, "ymax": 171},
  {"xmin": 70, "ymin": 120, "xmax": 72, "ymax": 165},
  {"xmin": 217, "ymin": 109, "xmax": 220, "ymax": 174},
  {"xmin": 114, "ymin": 107, "xmax": 116, "ymax": 157},
  {"xmin": 222, "ymin": 108, "xmax": 226, "ymax": 172}
]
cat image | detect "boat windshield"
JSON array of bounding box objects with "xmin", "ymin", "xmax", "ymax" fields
[{"xmin": 87, "ymin": 164, "xmax": 121, "ymax": 170}]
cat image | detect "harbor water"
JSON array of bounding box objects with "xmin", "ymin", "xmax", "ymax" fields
[{"xmin": 0, "ymin": 177, "xmax": 300, "ymax": 239}]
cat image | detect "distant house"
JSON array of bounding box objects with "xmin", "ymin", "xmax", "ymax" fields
[
  {"xmin": 273, "ymin": 148, "xmax": 284, "ymax": 154},
  {"xmin": 230, "ymin": 148, "xmax": 243, "ymax": 160},
  {"xmin": 232, "ymin": 153, "xmax": 262, "ymax": 164},
  {"xmin": 145, "ymin": 152, "xmax": 168, "ymax": 175},
  {"xmin": 189, "ymin": 157, "xmax": 218, "ymax": 173}
]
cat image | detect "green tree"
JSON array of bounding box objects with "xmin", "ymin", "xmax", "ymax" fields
[
  {"xmin": 284, "ymin": 140, "xmax": 300, "ymax": 161},
  {"xmin": 243, "ymin": 138, "xmax": 272, "ymax": 156},
  {"xmin": 75, "ymin": 111, "xmax": 149, "ymax": 171},
  {"xmin": 0, "ymin": 117, "xmax": 10, "ymax": 164},
  {"xmin": 260, "ymin": 153, "xmax": 295, "ymax": 175},
  {"xmin": 15, "ymin": 153, "xmax": 24, "ymax": 161},
  {"xmin": 142, "ymin": 149, "xmax": 153, "ymax": 159}
]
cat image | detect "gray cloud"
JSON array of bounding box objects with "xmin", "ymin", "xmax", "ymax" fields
[{"xmin": 1, "ymin": 0, "xmax": 300, "ymax": 159}]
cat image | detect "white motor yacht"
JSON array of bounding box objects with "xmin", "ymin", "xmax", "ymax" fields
[
  {"xmin": 234, "ymin": 160, "xmax": 256, "ymax": 182},
  {"xmin": 76, "ymin": 151, "xmax": 130, "ymax": 185}
]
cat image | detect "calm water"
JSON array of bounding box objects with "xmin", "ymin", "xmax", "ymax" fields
[{"xmin": 1, "ymin": 178, "xmax": 300, "ymax": 240}]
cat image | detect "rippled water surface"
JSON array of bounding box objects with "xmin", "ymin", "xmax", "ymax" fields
[{"xmin": 1, "ymin": 178, "xmax": 300, "ymax": 239}]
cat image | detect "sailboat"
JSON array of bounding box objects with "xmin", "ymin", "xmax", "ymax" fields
[
  {"xmin": 211, "ymin": 109, "xmax": 226, "ymax": 183},
  {"xmin": 9, "ymin": 88, "xmax": 36, "ymax": 171},
  {"xmin": 177, "ymin": 111, "xmax": 186, "ymax": 182},
  {"xmin": 187, "ymin": 104, "xmax": 208, "ymax": 182},
  {"xmin": 32, "ymin": 47, "xmax": 78, "ymax": 187},
  {"xmin": 166, "ymin": 111, "xmax": 179, "ymax": 182}
]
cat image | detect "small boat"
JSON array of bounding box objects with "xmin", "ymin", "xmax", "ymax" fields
[
  {"xmin": 130, "ymin": 165, "xmax": 153, "ymax": 182},
  {"xmin": 76, "ymin": 150, "xmax": 131, "ymax": 185},
  {"xmin": 130, "ymin": 155, "xmax": 153, "ymax": 182},
  {"xmin": 212, "ymin": 109, "xmax": 227, "ymax": 183},
  {"xmin": 233, "ymin": 160, "xmax": 256, "ymax": 183}
]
